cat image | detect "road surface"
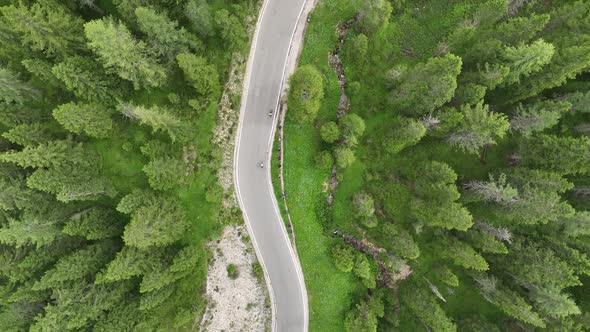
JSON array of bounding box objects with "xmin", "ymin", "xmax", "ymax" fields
[{"xmin": 233, "ymin": 0, "xmax": 308, "ymax": 331}]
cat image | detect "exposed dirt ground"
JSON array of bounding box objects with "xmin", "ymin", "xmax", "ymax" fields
[{"xmin": 199, "ymin": 225, "xmax": 270, "ymax": 331}]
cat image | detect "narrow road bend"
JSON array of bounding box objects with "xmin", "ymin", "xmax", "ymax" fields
[{"xmin": 233, "ymin": 0, "xmax": 308, "ymax": 331}]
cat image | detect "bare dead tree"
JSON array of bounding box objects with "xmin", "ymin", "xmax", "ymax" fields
[
  {"xmin": 421, "ymin": 112, "xmax": 440, "ymax": 130},
  {"xmin": 475, "ymin": 221, "xmax": 514, "ymax": 243}
]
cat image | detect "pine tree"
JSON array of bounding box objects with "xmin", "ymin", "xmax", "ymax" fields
[
  {"xmin": 135, "ymin": 7, "xmax": 200, "ymax": 60},
  {"xmin": 84, "ymin": 18, "xmax": 167, "ymax": 89},
  {"xmin": 2, "ymin": 123, "xmax": 54, "ymax": 147},
  {"xmin": 214, "ymin": 9, "xmax": 247, "ymax": 51},
  {"xmin": 441, "ymin": 236, "xmax": 489, "ymax": 271},
  {"xmin": 493, "ymin": 14, "xmax": 550, "ymax": 46},
  {"xmin": 62, "ymin": 208, "xmax": 123, "ymax": 240},
  {"xmin": 30, "ymin": 279, "xmax": 132, "ymax": 331},
  {"xmin": 176, "ymin": 53, "xmax": 220, "ymax": 97},
  {"xmin": 143, "ymin": 157, "xmax": 185, "ymax": 190},
  {"xmin": 474, "ymin": 274, "xmax": 545, "ymax": 328},
  {"xmin": 52, "ymin": 56, "xmax": 123, "ymax": 103},
  {"xmin": 122, "ymin": 195, "xmax": 189, "ymax": 249},
  {"xmin": 32, "ymin": 241, "xmax": 118, "ymax": 290},
  {"xmin": 463, "ymin": 173, "xmax": 518, "ymax": 205},
  {"xmin": 358, "ymin": 0, "xmax": 393, "ymax": 36},
  {"xmin": 184, "ymin": 0, "xmax": 213, "ymax": 38},
  {"xmin": 531, "ymin": 286, "xmax": 581, "ymax": 319},
  {"xmin": 392, "ymin": 54, "xmax": 462, "ymax": 116},
  {"xmin": 510, "ymin": 100, "xmax": 570, "ymax": 136},
  {"xmin": 401, "ymin": 282, "xmax": 457, "ymax": 332},
  {"xmin": 448, "ymin": 103, "xmax": 509, "ymax": 155},
  {"xmin": 519, "ymin": 134, "xmax": 590, "ymax": 175},
  {"xmin": 52, "ymin": 102, "xmax": 113, "ymax": 138},
  {"xmin": 0, "ymin": 67, "xmax": 37, "ymax": 105},
  {"xmin": 0, "ymin": 2, "xmax": 85, "ymax": 58},
  {"xmin": 118, "ymin": 102, "xmax": 189, "ymax": 142}
]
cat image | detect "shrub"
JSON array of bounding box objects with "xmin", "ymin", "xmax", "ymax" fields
[
  {"xmin": 287, "ymin": 65, "xmax": 324, "ymax": 123},
  {"xmin": 227, "ymin": 264, "xmax": 239, "ymax": 279},
  {"xmin": 333, "ymin": 146, "xmax": 355, "ymax": 169},
  {"xmin": 320, "ymin": 121, "xmax": 340, "ymax": 143}
]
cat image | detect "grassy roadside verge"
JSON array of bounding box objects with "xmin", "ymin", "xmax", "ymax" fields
[{"xmin": 272, "ymin": 0, "xmax": 363, "ymax": 330}]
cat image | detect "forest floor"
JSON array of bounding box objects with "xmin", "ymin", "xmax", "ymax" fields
[{"xmin": 199, "ymin": 224, "xmax": 270, "ymax": 332}]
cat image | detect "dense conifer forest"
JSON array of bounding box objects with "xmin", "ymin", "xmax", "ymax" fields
[
  {"xmin": 281, "ymin": 0, "xmax": 590, "ymax": 330},
  {"xmin": 0, "ymin": 0, "xmax": 257, "ymax": 330}
]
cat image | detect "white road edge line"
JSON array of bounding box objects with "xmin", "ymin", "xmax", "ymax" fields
[{"xmin": 233, "ymin": 0, "xmax": 310, "ymax": 331}]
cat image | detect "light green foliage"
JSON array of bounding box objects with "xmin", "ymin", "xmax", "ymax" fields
[
  {"xmin": 0, "ymin": 2, "xmax": 85, "ymax": 57},
  {"xmin": 358, "ymin": 0, "xmax": 392, "ymax": 36},
  {"xmin": 501, "ymin": 39, "xmax": 555, "ymax": 85},
  {"xmin": 452, "ymin": 83, "xmax": 487, "ymax": 105},
  {"xmin": 510, "ymin": 100, "xmax": 570, "ymax": 136},
  {"xmin": 347, "ymin": 34, "xmax": 368, "ymax": 66},
  {"xmin": 288, "ymin": 65, "xmax": 324, "ymax": 123},
  {"xmin": 339, "ymin": 113, "xmax": 366, "ymax": 141},
  {"xmin": 448, "ymin": 103, "xmax": 509, "ymax": 155},
  {"xmin": 391, "ymin": 54, "xmax": 462, "ymax": 116},
  {"xmin": 560, "ymin": 90, "xmax": 590, "ymax": 113},
  {"xmin": 214, "ymin": 9, "xmax": 247, "ymax": 51},
  {"xmin": 118, "ymin": 102, "xmax": 189, "ymax": 142},
  {"xmin": 142, "ymin": 157, "xmax": 185, "ymax": 191},
  {"xmin": 314, "ymin": 150, "xmax": 334, "ymax": 169},
  {"xmin": 0, "ymin": 140, "xmax": 84, "ymax": 169},
  {"xmin": 352, "ymin": 192, "xmax": 375, "ymax": 218},
  {"xmin": 465, "ymin": 229, "xmax": 508, "ymax": 254},
  {"xmin": 532, "ymin": 286, "xmax": 581, "ymax": 319},
  {"xmin": 494, "ymin": 14, "xmax": 550, "ymax": 46},
  {"xmin": 353, "ymin": 254, "xmax": 376, "ymax": 289},
  {"xmin": 331, "ymin": 243, "xmax": 355, "ymax": 272},
  {"xmin": 2, "ymin": 123, "xmax": 54, "ymax": 147},
  {"xmin": 344, "ymin": 294, "xmax": 384, "ymax": 332},
  {"xmin": 84, "ymin": 18, "xmax": 167, "ymax": 89},
  {"xmin": 463, "ymin": 173, "xmax": 518, "ymax": 205},
  {"xmin": 442, "ymin": 237, "xmax": 488, "ymax": 271},
  {"xmin": 0, "ymin": 67, "xmax": 36, "ymax": 105},
  {"xmin": 333, "ymin": 146, "xmax": 356, "ymax": 169},
  {"xmin": 52, "ymin": 56, "xmax": 122, "ymax": 103},
  {"xmin": 437, "ymin": 266, "xmax": 459, "ymax": 287},
  {"xmin": 320, "ymin": 121, "xmax": 340, "ymax": 143},
  {"xmin": 520, "ymin": 134, "xmax": 590, "ymax": 175},
  {"xmin": 53, "ymin": 102, "xmax": 113, "ymax": 138},
  {"xmin": 561, "ymin": 212, "xmax": 590, "ymax": 238},
  {"xmin": 176, "ymin": 53, "xmax": 220, "ymax": 97},
  {"xmin": 384, "ymin": 117, "xmax": 426, "ymax": 153}
]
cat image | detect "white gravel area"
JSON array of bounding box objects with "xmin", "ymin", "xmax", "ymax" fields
[{"xmin": 199, "ymin": 225, "xmax": 270, "ymax": 332}]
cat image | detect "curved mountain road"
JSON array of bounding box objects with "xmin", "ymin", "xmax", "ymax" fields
[{"xmin": 233, "ymin": 0, "xmax": 308, "ymax": 331}]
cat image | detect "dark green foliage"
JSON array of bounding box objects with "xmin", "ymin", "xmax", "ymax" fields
[
  {"xmin": 52, "ymin": 56, "xmax": 122, "ymax": 103},
  {"xmin": 391, "ymin": 54, "xmax": 462, "ymax": 116},
  {"xmin": 401, "ymin": 282, "xmax": 456, "ymax": 332},
  {"xmin": 120, "ymin": 193, "xmax": 189, "ymax": 249},
  {"xmin": 0, "ymin": 2, "xmax": 85, "ymax": 58},
  {"xmin": 214, "ymin": 9, "xmax": 247, "ymax": 51},
  {"xmin": 0, "ymin": 0, "xmax": 248, "ymax": 329}
]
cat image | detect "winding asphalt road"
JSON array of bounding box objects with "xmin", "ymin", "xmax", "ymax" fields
[{"xmin": 233, "ymin": 0, "xmax": 308, "ymax": 331}]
